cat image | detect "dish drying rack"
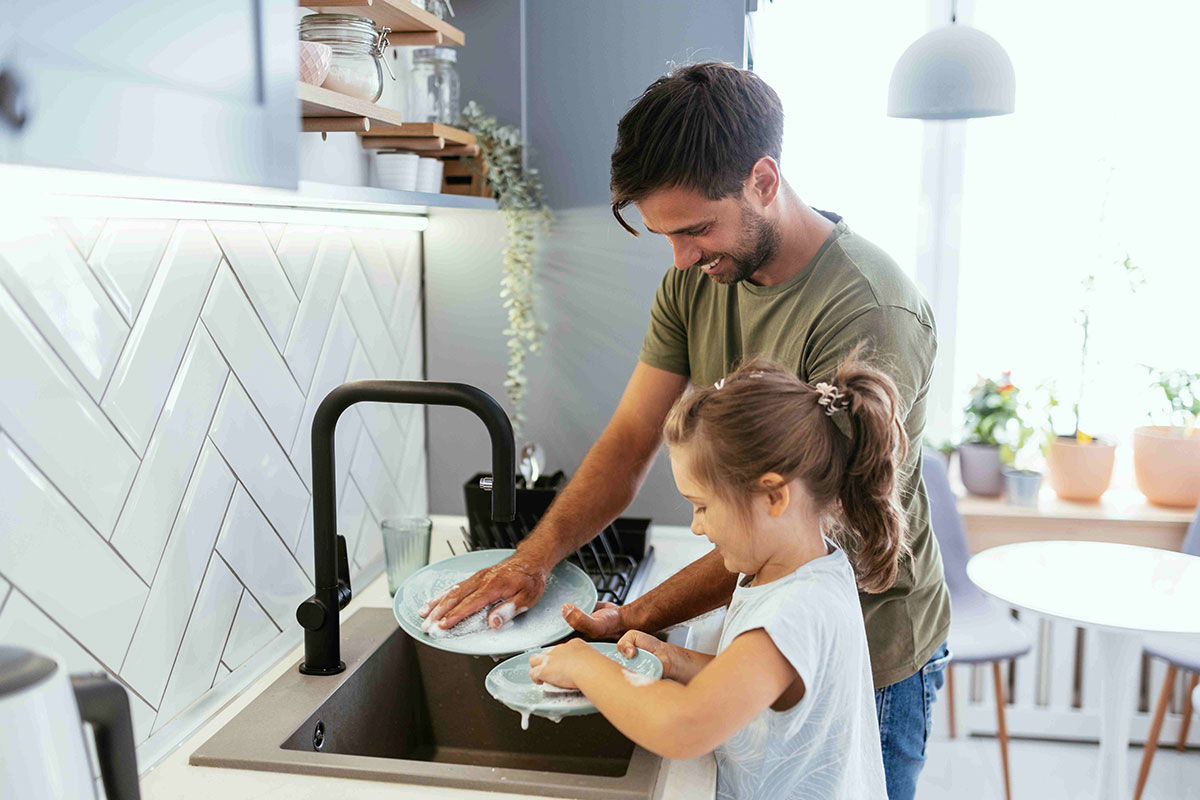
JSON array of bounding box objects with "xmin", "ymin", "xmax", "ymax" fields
[{"xmin": 461, "ymin": 472, "xmax": 653, "ymax": 605}]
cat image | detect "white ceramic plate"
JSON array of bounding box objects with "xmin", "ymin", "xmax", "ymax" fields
[{"xmin": 485, "ymin": 642, "xmax": 663, "ymax": 719}]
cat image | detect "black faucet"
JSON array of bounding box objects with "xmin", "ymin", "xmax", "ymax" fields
[{"xmin": 295, "ymin": 380, "xmax": 516, "ymax": 675}]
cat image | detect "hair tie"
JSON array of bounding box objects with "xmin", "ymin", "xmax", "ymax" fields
[
  {"xmin": 814, "ymin": 382, "xmax": 854, "ymax": 438},
  {"xmin": 714, "ymin": 378, "xmax": 725, "ymax": 390}
]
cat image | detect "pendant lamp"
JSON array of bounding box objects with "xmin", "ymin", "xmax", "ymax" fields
[{"xmin": 888, "ymin": 5, "xmax": 1015, "ymax": 120}]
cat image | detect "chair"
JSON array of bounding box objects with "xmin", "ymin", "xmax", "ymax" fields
[
  {"xmin": 923, "ymin": 450, "xmax": 1034, "ymax": 800},
  {"xmin": 1133, "ymin": 505, "xmax": 1200, "ymax": 800}
]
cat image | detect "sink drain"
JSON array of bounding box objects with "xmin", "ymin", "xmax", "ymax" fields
[{"xmin": 312, "ymin": 720, "xmax": 325, "ymax": 751}]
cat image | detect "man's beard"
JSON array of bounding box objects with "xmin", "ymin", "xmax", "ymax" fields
[{"xmin": 704, "ymin": 204, "xmax": 781, "ymax": 285}]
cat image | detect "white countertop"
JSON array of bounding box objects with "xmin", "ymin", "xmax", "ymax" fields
[{"xmin": 139, "ymin": 515, "xmax": 717, "ymax": 800}]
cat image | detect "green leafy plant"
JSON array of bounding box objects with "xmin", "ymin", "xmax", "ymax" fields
[
  {"xmin": 1143, "ymin": 366, "xmax": 1200, "ymax": 436},
  {"xmin": 459, "ymin": 101, "xmax": 552, "ymax": 438},
  {"xmin": 962, "ymin": 372, "xmax": 1033, "ymax": 464}
]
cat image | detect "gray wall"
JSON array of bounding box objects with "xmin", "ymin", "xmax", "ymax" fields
[{"xmin": 425, "ymin": 1, "xmax": 746, "ymax": 525}]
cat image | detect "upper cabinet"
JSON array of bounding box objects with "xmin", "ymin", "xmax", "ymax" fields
[{"xmin": 0, "ymin": 0, "xmax": 297, "ymax": 188}]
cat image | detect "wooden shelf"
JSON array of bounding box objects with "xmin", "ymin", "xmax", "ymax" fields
[
  {"xmin": 358, "ymin": 122, "xmax": 479, "ymax": 156},
  {"xmin": 298, "ymin": 82, "xmax": 407, "ymax": 132},
  {"xmin": 300, "ymin": 0, "xmax": 465, "ymax": 46}
]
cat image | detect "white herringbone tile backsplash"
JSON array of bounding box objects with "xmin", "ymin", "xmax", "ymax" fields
[{"xmin": 0, "ymin": 202, "xmax": 428, "ymax": 746}]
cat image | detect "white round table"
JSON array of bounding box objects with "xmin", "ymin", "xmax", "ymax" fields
[{"xmin": 967, "ymin": 540, "xmax": 1200, "ymax": 800}]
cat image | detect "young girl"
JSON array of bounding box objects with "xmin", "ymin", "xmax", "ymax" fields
[{"xmin": 528, "ymin": 354, "xmax": 909, "ymax": 799}]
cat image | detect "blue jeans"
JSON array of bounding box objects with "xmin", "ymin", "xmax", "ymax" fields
[{"xmin": 874, "ymin": 642, "xmax": 951, "ymax": 800}]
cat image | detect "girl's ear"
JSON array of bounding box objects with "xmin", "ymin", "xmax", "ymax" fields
[{"xmin": 759, "ymin": 472, "xmax": 790, "ymax": 518}]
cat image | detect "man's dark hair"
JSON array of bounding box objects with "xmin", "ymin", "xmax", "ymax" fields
[{"xmin": 610, "ymin": 61, "xmax": 784, "ymax": 236}]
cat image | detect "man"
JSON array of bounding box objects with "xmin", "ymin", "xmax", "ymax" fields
[{"xmin": 421, "ymin": 61, "xmax": 951, "ymax": 799}]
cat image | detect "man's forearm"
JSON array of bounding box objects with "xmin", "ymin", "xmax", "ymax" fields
[
  {"xmin": 623, "ymin": 549, "xmax": 737, "ymax": 633},
  {"xmin": 515, "ymin": 424, "xmax": 658, "ymax": 568}
]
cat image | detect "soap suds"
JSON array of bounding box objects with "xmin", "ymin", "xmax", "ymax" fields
[{"xmin": 622, "ymin": 668, "xmax": 655, "ymax": 687}]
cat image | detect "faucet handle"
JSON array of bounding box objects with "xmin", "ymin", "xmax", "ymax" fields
[{"xmin": 336, "ymin": 534, "xmax": 352, "ymax": 610}]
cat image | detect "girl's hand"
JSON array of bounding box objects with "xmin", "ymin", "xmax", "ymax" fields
[
  {"xmin": 617, "ymin": 630, "xmax": 677, "ymax": 680},
  {"xmin": 528, "ymin": 638, "xmax": 593, "ymax": 689}
]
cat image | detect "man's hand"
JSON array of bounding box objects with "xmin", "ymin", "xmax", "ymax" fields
[
  {"xmin": 418, "ymin": 552, "xmax": 548, "ymax": 631},
  {"xmin": 563, "ymin": 601, "xmax": 628, "ymax": 639}
]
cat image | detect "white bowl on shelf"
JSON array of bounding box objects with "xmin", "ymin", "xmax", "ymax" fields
[
  {"xmin": 416, "ymin": 157, "xmax": 443, "ymax": 193},
  {"xmin": 375, "ymin": 152, "xmax": 420, "ymax": 191}
]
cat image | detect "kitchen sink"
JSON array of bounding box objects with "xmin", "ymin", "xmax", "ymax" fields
[{"xmin": 190, "ymin": 607, "xmax": 664, "ymax": 799}]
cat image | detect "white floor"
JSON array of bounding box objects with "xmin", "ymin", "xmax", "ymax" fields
[{"xmin": 918, "ymin": 733, "xmax": 1199, "ymax": 799}]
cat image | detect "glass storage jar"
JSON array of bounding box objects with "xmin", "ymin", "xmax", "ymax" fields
[
  {"xmin": 299, "ymin": 14, "xmax": 393, "ymax": 102},
  {"xmin": 406, "ymin": 47, "xmax": 459, "ymax": 124}
]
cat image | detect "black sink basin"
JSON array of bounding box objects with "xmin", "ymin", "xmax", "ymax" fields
[{"xmin": 191, "ymin": 608, "xmax": 663, "ymax": 799}]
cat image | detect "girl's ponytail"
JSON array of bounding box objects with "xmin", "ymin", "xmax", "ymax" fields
[{"xmin": 831, "ymin": 354, "xmax": 910, "ymax": 593}]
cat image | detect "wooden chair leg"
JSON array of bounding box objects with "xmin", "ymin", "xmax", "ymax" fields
[
  {"xmin": 1179, "ymin": 672, "xmax": 1199, "ymax": 752},
  {"xmin": 1135, "ymin": 664, "xmax": 1177, "ymax": 800},
  {"xmin": 992, "ymin": 662, "xmax": 1012, "ymax": 800},
  {"xmin": 947, "ymin": 664, "xmax": 957, "ymax": 739}
]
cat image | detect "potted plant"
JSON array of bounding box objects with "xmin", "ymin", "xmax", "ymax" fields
[
  {"xmin": 1044, "ymin": 257, "xmax": 1142, "ymax": 502},
  {"xmin": 960, "ymin": 373, "xmax": 1025, "ymax": 497},
  {"xmin": 1133, "ymin": 367, "xmax": 1200, "ymax": 507}
]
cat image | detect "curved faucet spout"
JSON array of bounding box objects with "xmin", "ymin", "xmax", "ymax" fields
[{"xmin": 297, "ymin": 380, "xmax": 516, "ymax": 675}]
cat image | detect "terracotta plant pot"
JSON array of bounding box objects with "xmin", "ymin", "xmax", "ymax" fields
[
  {"xmin": 959, "ymin": 442, "xmax": 1004, "ymax": 497},
  {"xmin": 1045, "ymin": 436, "xmax": 1116, "ymax": 502},
  {"xmin": 1133, "ymin": 426, "xmax": 1200, "ymax": 508}
]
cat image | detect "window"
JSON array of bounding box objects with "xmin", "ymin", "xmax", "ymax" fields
[
  {"xmin": 954, "ymin": 1, "xmax": 1200, "ymax": 475},
  {"xmin": 752, "ymin": 1, "xmax": 926, "ymax": 277}
]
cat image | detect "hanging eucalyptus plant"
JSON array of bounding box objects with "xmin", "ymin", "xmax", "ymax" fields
[{"xmin": 458, "ymin": 101, "xmax": 551, "ymax": 439}]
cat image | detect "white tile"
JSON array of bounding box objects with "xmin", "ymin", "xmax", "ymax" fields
[
  {"xmin": 380, "ymin": 229, "xmax": 422, "ymax": 288},
  {"xmin": 221, "ymin": 590, "xmax": 278, "ymax": 669},
  {"xmin": 288, "ymin": 301, "xmax": 358, "ymax": 487},
  {"xmin": 394, "ymin": 293, "xmax": 424, "ymax": 379},
  {"xmin": 0, "ymin": 214, "xmax": 128, "ymax": 398},
  {"xmin": 283, "ymin": 228, "xmax": 352, "ymax": 393},
  {"xmin": 120, "ymin": 442, "xmax": 235, "ymax": 704},
  {"xmin": 388, "ymin": 276, "xmax": 423, "ymax": 368},
  {"xmin": 207, "ymin": 221, "xmax": 298, "ymax": 351},
  {"xmin": 0, "ymin": 285, "xmax": 139, "ymax": 536},
  {"xmin": 353, "ymin": 503, "xmax": 383, "ymax": 569},
  {"xmin": 201, "ymin": 262, "xmax": 304, "ymax": 447},
  {"xmin": 260, "ymin": 222, "xmax": 285, "ymax": 250},
  {"xmin": 216, "ymin": 486, "xmax": 312, "ymax": 627},
  {"xmin": 153, "ymin": 554, "xmax": 241, "ymax": 732},
  {"xmin": 110, "ymin": 330, "xmax": 227, "ymax": 576},
  {"xmin": 349, "ymin": 428, "xmax": 404, "ymax": 527},
  {"xmin": 208, "ymin": 378, "xmax": 309, "ymax": 548},
  {"xmin": 101, "ymin": 221, "xmax": 224, "ymax": 455},
  {"xmin": 346, "ymin": 343, "xmax": 406, "ymax": 480},
  {"xmin": 54, "ymin": 218, "xmax": 107, "ymax": 261},
  {"xmin": 340, "ymin": 255, "xmax": 403, "ymax": 377},
  {"xmin": 87, "ymin": 218, "xmax": 177, "ymax": 323},
  {"xmin": 335, "ymin": 478, "xmax": 368, "ymax": 567},
  {"xmin": 0, "ymin": 433, "xmax": 148, "ymax": 668},
  {"xmin": 274, "ymin": 224, "xmax": 324, "ymax": 298},
  {"xmin": 349, "ymin": 228, "xmax": 399, "ymax": 318},
  {"xmin": 213, "ymin": 661, "xmax": 232, "ymax": 688},
  {"xmin": 294, "ymin": 504, "xmax": 314, "ymax": 582},
  {"xmin": 0, "ymin": 591, "xmax": 156, "ymax": 743}
]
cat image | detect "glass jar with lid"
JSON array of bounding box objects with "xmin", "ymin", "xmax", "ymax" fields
[
  {"xmin": 299, "ymin": 14, "xmax": 394, "ymax": 102},
  {"xmin": 406, "ymin": 47, "xmax": 460, "ymax": 125}
]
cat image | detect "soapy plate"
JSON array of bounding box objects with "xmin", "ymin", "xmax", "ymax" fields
[
  {"xmin": 393, "ymin": 548, "xmax": 597, "ymax": 657},
  {"xmin": 485, "ymin": 642, "xmax": 664, "ymax": 720}
]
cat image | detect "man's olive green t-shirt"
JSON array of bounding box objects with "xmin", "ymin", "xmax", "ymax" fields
[{"xmin": 639, "ymin": 212, "xmax": 951, "ymax": 689}]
